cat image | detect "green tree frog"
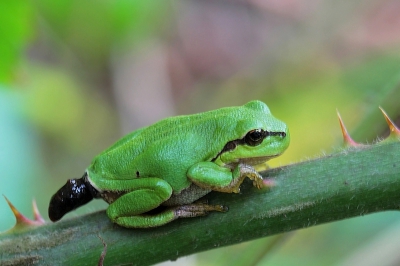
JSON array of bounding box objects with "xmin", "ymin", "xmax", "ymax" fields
[{"xmin": 49, "ymin": 100, "xmax": 290, "ymax": 228}]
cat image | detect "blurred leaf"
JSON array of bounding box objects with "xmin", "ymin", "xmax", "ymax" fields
[
  {"xmin": 341, "ymin": 55, "xmax": 400, "ymax": 94},
  {"xmin": 34, "ymin": 0, "xmax": 170, "ymax": 68},
  {"xmin": 24, "ymin": 64, "xmax": 117, "ymax": 154},
  {"xmin": 110, "ymin": 0, "xmax": 169, "ymax": 41},
  {"xmin": 0, "ymin": 0, "xmax": 33, "ymax": 83}
]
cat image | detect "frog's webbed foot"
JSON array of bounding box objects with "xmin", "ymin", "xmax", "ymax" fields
[{"xmin": 173, "ymin": 202, "xmax": 228, "ymax": 218}]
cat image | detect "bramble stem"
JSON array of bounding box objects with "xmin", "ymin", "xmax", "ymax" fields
[{"xmin": 1, "ymin": 141, "xmax": 400, "ymax": 265}]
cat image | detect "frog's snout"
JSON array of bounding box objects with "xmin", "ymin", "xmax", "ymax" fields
[{"xmin": 48, "ymin": 174, "xmax": 95, "ymax": 222}]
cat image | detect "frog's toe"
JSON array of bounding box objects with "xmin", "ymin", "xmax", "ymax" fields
[{"xmin": 174, "ymin": 202, "xmax": 228, "ymax": 218}]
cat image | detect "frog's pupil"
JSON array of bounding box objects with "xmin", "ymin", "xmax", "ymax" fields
[
  {"xmin": 245, "ymin": 129, "xmax": 264, "ymax": 146},
  {"xmin": 249, "ymin": 130, "xmax": 262, "ymax": 140}
]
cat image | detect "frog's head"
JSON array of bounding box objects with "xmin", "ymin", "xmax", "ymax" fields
[{"xmin": 216, "ymin": 100, "xmax": 290, "ymax": 166}]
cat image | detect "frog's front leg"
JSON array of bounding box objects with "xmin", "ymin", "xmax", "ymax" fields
[{"xmin": 187, "ymin": 162, "xmax": 265, "ymax": 193}]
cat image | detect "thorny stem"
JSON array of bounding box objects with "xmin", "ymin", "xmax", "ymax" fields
[{"xmin": 1, "ymin": 141, "xmax": 400, "ymax": 265}]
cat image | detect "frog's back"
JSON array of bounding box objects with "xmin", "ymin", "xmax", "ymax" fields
[{"xmin": 88, "ymin": 101, "xmax": 269, "ymax": 191}]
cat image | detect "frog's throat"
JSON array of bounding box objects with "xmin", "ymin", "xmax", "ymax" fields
[
  {"xmin": 214, "ymin": 154, "xmax": 279, "ymax": 168},
  {"xmin": 237, "ymin": 154, "xmax": 279, "ymax": 166}
]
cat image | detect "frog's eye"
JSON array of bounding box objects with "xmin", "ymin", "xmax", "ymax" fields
[{"xmin": 245, "ymin": 129, "xmax": 264, "ymax": 146}]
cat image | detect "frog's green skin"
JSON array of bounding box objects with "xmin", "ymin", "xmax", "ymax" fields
[{"xmin": 49, "ymin": 100, "xmax": 289, "ymax": 228}]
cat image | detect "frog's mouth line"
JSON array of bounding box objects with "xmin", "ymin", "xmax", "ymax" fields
[{"xmin": 237, "ymin": 154, "xmax": 280, "ymax": 166}]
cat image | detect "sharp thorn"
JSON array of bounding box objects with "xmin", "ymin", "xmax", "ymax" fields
[
  {"xmin": 3, "ymin": 195, "xmax": 33, "ymax": 226},
  {"xmin": 3, "ymin": 195, "xmax": 45, "ymax": 231},
  {"xmin": 32, "ymin": 199, "xmax": 45, "ymax": 224},
  {"xmin": 337, "ymin": 110, "xmax": 363, "ymax": 147},
  {"xmin": 379, "ymin": 107, "xmax": 400, "ymax": 137}
]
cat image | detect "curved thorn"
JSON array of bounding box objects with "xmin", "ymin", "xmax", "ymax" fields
[
  {"xmin": 3, "ymin": 195, "xmax": 46, "ymax": 229},
  {"xmin": 379, "ymin": 107, "xmax": 400, "ymax": 136},
  {"xmin": 3, "ymin": 195, "xmax": 32, "ymax": 226},
  {"xmin": 32, "ymin": 199, "xmax": 45, "ymax": 224},
  {"xmin": 337, "ymin": 110, "xmax": 362, "ymax": 147}
]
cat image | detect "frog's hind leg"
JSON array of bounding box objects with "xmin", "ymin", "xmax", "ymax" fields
[
  {"xmin": 105, "ymin": 178, "xmax": 227, "ymax": 228},
  {"xmin": 105, "ymin": 178, "xmax": 174, "ymax": 228},
  {"xmin": 115, "ymin": 202, "xmax": 227, "ymax": 228}
]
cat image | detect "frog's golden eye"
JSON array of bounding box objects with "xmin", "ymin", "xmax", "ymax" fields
[{"xmin": 245, "ymin": 129, "xmax": 264, "ymax": 146}]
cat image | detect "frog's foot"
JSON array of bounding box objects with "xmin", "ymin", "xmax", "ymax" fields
[
  {"xmin": 114, "ymin": 203, "xmax": 227, "ymax": 228},
  {"xmin": 238, "ymin": 163, "xmax": 264, "ymax": 190},
  {"xmin": 220, "ymin": 164, "xmax": 264, "ymax": 193},
  {"xmin": 173, "ymin": 202, "xmax": 228, "ymax": 218}
]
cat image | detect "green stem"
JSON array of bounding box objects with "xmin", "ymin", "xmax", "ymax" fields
[{"xmin": 1, "ymin": 141, "xmax": 399, "ymax": 265}]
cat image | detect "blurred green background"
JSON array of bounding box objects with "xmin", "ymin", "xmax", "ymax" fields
[{"xmin": 1, "ymin": 1, "xmax": 400, "ymax": 265}]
